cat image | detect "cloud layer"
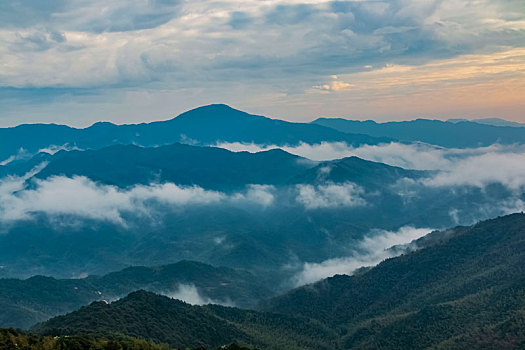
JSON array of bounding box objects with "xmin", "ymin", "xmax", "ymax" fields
[
  {"xmin": 218, "ymin": 142, "xmax": 525, "ymax": 190},
  {"xmin": 0, "ymin": 174, "xmax": 275, "ymax": 224},
  {"xmin": 1, "ymin": 0, "xmax": 524, "ymax": 125},
  {"xmin": 166, "ymin": 283, "xmax": 230, "ymax": 306},
  {"xmin": 296, "ymin": 182, "xmax": 366, "ymax": 209},
  {"xmin": 293, "ymin": 226, "xmax": 433, "ymax": 285}
]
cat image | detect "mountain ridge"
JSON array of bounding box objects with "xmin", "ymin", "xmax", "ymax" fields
[
  {"xmin": 0, "ymin": 104, "xmax": 391, "ymax": 162},
  {"xmin": 260, "ymin": 213, "xmax": 525, "ymax": 348},
  {"xmin": 0, "ymin": 260, "xmax": 272, "ymax": 330},
  {"xmin": 29, "ymin": 213, "xmax": 525, "ymax": 349},
  {"xmin": 312, "ymin": 117, "xmax": 525, "ymax": 148},
  {"xmin": 31, "ymin": 289, "xmax": 338, "ymax": 350},
  {"xmin": 5, "ymin": 142, "xmax": 424, "ymax": 191}
]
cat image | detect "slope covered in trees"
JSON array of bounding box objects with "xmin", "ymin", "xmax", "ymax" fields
[
  {"xmin": 0, "ymin": 261, "xmax": 271, "ymax": 329},
  {"xmin": 312, "ymin": 117, "xmax": 525, "ymax": 148},
  {"xmin": 32, "ymin": 290, "xmax": 337, "ymax": 350},
  {"xmin": 262, "ymin": 213, "xmax": 525, "ymax": 348},
  {"xmin": 0, "ymin": 328, "xmax": 253, "ymax": 350},
  {"xmin": 31, "ymin": 214, "xmax": 525, "ymax": 349},
  {"xmin": 0, "ymin": 104, "xmax": 389, "ymax": 162}
]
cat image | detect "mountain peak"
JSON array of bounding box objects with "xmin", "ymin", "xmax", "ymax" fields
[{"xmin": 173, "ymin": 104, "xmax": 265, "ymax": 123}]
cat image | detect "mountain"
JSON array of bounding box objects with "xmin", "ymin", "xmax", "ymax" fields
[
  {"xmin": 0, "ymin": 104, "xmax": 391, "ymax": 163},
  {"xmin": 290, "ymin": 156, "xmax": 424, "ymax": 188},
  {"xmin": 261, "ymin": 213, "xmax": 525, "ymax": 348},
  {"xmin": 32, "ymin": 290, "xmax": 338, "ymax": 350},
  {"xmin": 312, "ymin": 118, "xmax": 525, "ymax": 148},
  {"xmin": 0, "ymin": 328, "xmax": 252, "ymax": 350},
  {"xmin": 0, "ymin": 142, "xmax": 513, "ymax": 284},
  {"xmin": 33, "ymin": 143, "xmax": 309, "ymax": 190},
  {"xmin": 24, "ymin": 142, "xmax": 423, "ymax": 191},
  {"xmin": 0, "ymin": 260, "xmax": 272, "ymax": 330},
  {"xmin": 28, "ymin": 214, "xmax": 525, "ymax": 349},
  {"xmin": 448, "ymin": 117, "xmax": 525, "ymax": 128}
]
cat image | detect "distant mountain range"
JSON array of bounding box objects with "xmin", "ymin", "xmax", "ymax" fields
[
  {"xmin": 3, "ymin": 105, "xmax": 525, "ymax": 166},
  {"xmin": 3, "ymin": 142, "xmax": 421, "ymax": 190},
  {"xmin": 312, "ymin": 117, "xmax": 525, "ymax": 148},
  {"xmin": 2, "ymin": 104, "xmax": 524, "ymax": 348},
  {"xmin": 0, "ymin": 141, "xmax": 516, "ymax": 282},
  {"xmin": 0, "ymin": 104, "xmax": 390, "ymax": 163},
  {"xmin": 30, "ymin": 214, "xmax": 525, "ymax": 349},
  {"xmin": 447, "ymin": 117, "xmax": 525, "ymax": 128}
]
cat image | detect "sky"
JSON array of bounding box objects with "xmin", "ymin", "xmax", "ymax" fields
[{"xmin": 0, "ymin": 0, "xmax": 524, "ymax": 127}]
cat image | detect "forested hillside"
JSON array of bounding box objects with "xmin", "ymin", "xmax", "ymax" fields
[
  {"xmin": 32, "ymin": 214, "xmax": 525, "ymax": 349},
  {"xmin": 262, "ymin": 213, "xmax": 525, "ymax": 348},
  {"xmin": 32, "ymin": 290, "xmax": 337, "ymax": 350},
  {"xmin": 0, "ymin": 260, "xmax": 271, "ymax": 329}
]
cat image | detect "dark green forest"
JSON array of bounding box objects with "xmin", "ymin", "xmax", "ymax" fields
[
  {"xmin": 0, "ymin": 260, "xmax": 271, "ymax": 329},
  {"xmin": 0, "ymin": 328, "xmax": 254, "ymax": 350},
  {"xmin": 27, "ymin": 214, "xmax": 525, "ymax": 349}
]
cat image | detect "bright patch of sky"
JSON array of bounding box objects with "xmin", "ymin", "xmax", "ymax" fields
[{"xmin": 0, "ymin": 0, "xmax": 524, "ymax": 126}]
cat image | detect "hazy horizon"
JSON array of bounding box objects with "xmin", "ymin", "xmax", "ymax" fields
[
  {"xmin": 1, "ymin": 102, "xmax": 523, "ymax": 129},
  {"xmin": 1, "ymin": 1, "xmax": 524, "ymax": 127}
]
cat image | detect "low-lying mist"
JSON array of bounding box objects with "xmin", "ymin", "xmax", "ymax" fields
[
  {"xmin": 1, "ymin": 141, "xmax": 524, "ymax": 286},
  {"xmin": 217, "ymin": 141, "xmax": 525, "ymax": 190},
  {"xmin": 292, "ymin": 226, "xmax": 434, "ymax": 286}
]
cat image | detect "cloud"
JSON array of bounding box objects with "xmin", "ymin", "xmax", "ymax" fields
[
  {"xmin": 216, "ymin": 140, "xmax": 472, "ymax": 167},
  {"xmin": 296, "ymin": 182, "xmax": 366, "ymax": 209},
  {"xmin": 166, "ymin": 283, "xmax": 231, "ymax": 306},
  {"xmin": 216, "ymin": 141, "xmax": 525, "ymax": 191},
  {"xmin": 0, "ymin": 174, "xmax": 274, "ymax": 224},
  {"xmin": 0, "ymin": 163, "xmax": 48, "ymax": 196},
  {"xmin": 1, "ymin": 1, "xmax": 524, "ymax": 125},
  {"xmin": 422, "ymin": 152, "xmax": 525, "ymax": 190},
  {"xmin": 293, "ymin": 226, "xmax": 433, "ymax": 285},
  {"xmin": 214, "ymin": 141, "xmax": 500, "ymax": 168},
  {"xmin": 216, "ymin": 141, "xmax": 356, "ymax": 161},
  {"xmin": 0, "ymin": 0, "xmax": 182, "ymax": 33},
  {"xmin": 0, "ymin": 143, "xmax": 83, "ymax": 166},
  {"xmin": 232, "ymin": 184, "xmax": 275, "ymax": 207},
  {"xmin": 312, "ymin": 80, "xmax": 352, "ymax": 92},
  {"xmin": 0, "ymin": 148, "xmax": 31, "ymax": 166},
  {"xmin": 1, "ymin": 0, "xmax": 523, "ymax": 89},
  {"xmin": 38, "ymin": 144, "xmax": 82, "ymax": 155}
]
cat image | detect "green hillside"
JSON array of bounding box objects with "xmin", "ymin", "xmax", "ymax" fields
[
  {"xmin": 262, "ymin": 213, "xmax": 525, "ymax": 348},
  {"xmin": 0, "ymin": 261, "xmax": 271, "ymax": 329},
  {"xmin": 32, "ymin": 290, "xmax": 337, "ymax": 350},
  {"xmin": 0, "ymin": 328, "xmax": 253, "ymax": 350},
  {"xmin": 30, "ymin": 214, "xmax": 525, "ymax": 349}
]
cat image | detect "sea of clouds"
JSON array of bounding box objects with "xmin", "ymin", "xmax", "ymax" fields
[
  {"xmin": 292, "ymin": 226, "xmax": 434, "ymax": 286},
  {"xmin": 216, "ymin": 141, "xmax": 525, "ymax": 190}
]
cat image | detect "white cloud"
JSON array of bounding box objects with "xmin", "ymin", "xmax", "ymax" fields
[
  {"xmin": 1, "ymin": 0, "xmax": 523, "ymax": 91},
  {"xmin": 0, "ymin": 145, "xmax": 81, "ymax": 166},
  {"xmin": 38, "ymin": 144, "xmax": 81, "ymax": 155},
  {"xmin": 296, "ymin": 182, "xmax": 366, "ymax": 209},
  {"xmin": 0, "ymin": 163, "xmax": 48, "ymax": 197},
  {"xmin": 216, "ymin": 141, "xmax": 356, "ymax": 161},
  {"xmin": 215, "ymin": 141, "xmax": 463, "ymax": 167},
  {"xmin": 166, "ymin": 283, "xmax": 231, "ymax": 306},
  {"xmin": 422, "ymin": 152, "xmax": 525, "ymax": 190},
  {"xmin": 293, "ymin": 226, "xmax": 433, "ymax": 285},
  {"xmin": 232, "ymin": 184, "xmax": 275, "ymax": 207},
  {"xmin": 0, "ymin": 148, "xmax": 31, "ymax": 165},
  {"xmin": 1, "ymin": 1, "xmax": 524, "ymax": 126},
  {"xmin": 312, "ymin": 80, "xmax": 352, "ymax": 92},
  {"xmin": 0, "ymin": 174, "xmax": 275, "ymax": 224},
  {"xmin": 217, "ymin": 141, "xmax": 525, "ymax": 191}
]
